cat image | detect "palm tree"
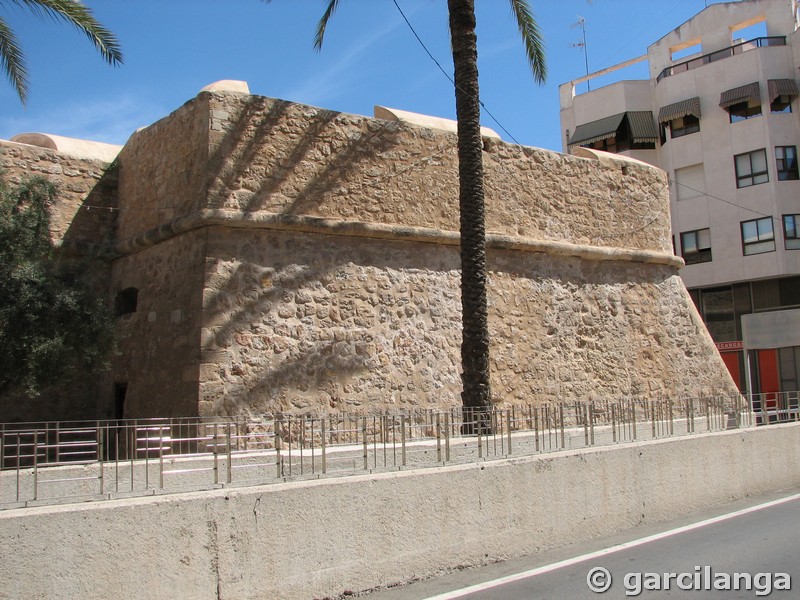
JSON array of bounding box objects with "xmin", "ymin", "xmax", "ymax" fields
[
  {"xmin": 1, "ymin": 0, "xmax": 123, "ymax": 104},
  {"xmin": 296, "ymin": 0, "xmax": 545, "ymax": 430}
]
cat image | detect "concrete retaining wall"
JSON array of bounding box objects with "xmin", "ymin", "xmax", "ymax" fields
[{"xmin": 2, "ymin": 423, "xmax": 799, "ymax": 600}]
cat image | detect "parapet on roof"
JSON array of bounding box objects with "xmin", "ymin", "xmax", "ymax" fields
[
  {"xmin": 10, "ymin": 133, "xmax": 122, "ymax": 163},
  {"xmin": 374, "ymin": 105, "xmax": 501, "ymax": 139}
]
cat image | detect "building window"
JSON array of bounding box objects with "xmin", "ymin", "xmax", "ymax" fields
[
  {"xmin": 675, "ymin": 164, "xmax": 706, "ymax": 201},
  {"xmin": 735, "ymin": 149, "xmax": 769, "ymax": 188},
  {"xmin": 783, "ymin": 214, "xmax": 800, "ymax": 249},
  {"xmin": 114, "ymin": 287, "xmax": 139, "ymax": 317},
  {"xmin": 771, "ymin": 94, "xmax": 793, "ymax": 113},
  {"xmin": 741, "ymin": 217, "xmax": 775, "ymax": 255},
  {"xmin": 681, "ymin": 228, "xmax": 712, "ymax": 264},
  {"xmin": 775, "ymin": 146, "xmax": 799, "ymax": 180},
  {"xmin": 727, "ymin": 99, "xmax": 762, "ymax": 122},
  {"xmin": 668, "ymin": 114, "xmax": 700, "ymax": 138}
]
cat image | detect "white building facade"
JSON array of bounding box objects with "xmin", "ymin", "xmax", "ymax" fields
[{"xmin": 560, "ymin": 0, "xmax": 800, "ymax": 399}]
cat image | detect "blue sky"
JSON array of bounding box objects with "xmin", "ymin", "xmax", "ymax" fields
[{"xmin": 1, "ymin": 0, "xmax": 718, "ymax": 153}]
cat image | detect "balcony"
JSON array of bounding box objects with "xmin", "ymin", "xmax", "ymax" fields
[{"xmin": 657, "ymin": 36, "xmax": 786, "ymax": 83}]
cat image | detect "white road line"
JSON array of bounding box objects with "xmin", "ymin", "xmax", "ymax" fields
[{"xmin": 420, "ymin": 492, "xmax": 800, "ymax": 600}]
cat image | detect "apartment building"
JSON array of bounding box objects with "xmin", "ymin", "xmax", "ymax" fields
[{"xmin": 559, "ymin": 0, "xmax": 800, "ymax": 398}]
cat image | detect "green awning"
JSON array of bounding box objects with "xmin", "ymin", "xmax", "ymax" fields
[
  {"xmin": 719, "ymin": 82, "xmax": 760, "ymax": 108},
  {"xmin": 627, "ymin": 111, "xmax": 658, "ymax": 143},
  {"xmin": 568, "ymin": 113, "xmax": 626, "ymax": 146},
  {"xmin": 768, "ymin": 78, "xmax": 799, "ymax": 101},
  {"xmin": 658, "ymin": 97, "xmax": 701, "ymax": 123}
]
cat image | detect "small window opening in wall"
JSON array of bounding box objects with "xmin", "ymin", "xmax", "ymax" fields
[
  {"xmin": 113, "ymin": 382, "xmax": 127, "ymax": 420},
  {"xmin": 671, "ymin": 40, "xmax": 702, "ymax": 62},
  {"xmin": 669, "ymin": 114, "xmax": 700, "ymax": 138},
  {"xmin": 771, "ymin": 94, "xmax": 793, "ymax": 113},
  {"xmin": 114, "ymin": 287, "xmax": 139, "ymax": 317},
  {"xmin": 731, "ymin": 19, "xmax": 767, "ymax": 45},
  {"xmin": 727, "ymin": 99, "xmax": 762, "ymax": 122}
]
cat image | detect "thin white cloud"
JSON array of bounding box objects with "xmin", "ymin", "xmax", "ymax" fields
[{"xmin": 281, "ymin": 16, "xmax": 406, "ymax": 108}]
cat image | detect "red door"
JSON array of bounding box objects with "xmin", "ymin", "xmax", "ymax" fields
[
  {"xmin": 720, "ymin": 351, "xmax": 741, "ymax": 390},
  {"xmin": 758, "ymin": 349, "xmax": 779, "ymax": 413}
]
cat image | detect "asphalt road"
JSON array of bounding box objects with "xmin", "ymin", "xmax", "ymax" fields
[{"xmin": 360, "ymin": 488, "xmax": 800, "ymax": 599}]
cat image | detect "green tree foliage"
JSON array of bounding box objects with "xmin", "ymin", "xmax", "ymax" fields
[
  {"xmin": 0, "ymin": 176, "xmax": 114, "ymax": 396},
  {"xmin": 0, "ymin": 0, "xmax": 123, "ymax": 104}
]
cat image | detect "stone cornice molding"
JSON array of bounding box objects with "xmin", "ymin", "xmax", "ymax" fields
[{"xmin": 115, "ymin": 208, "xmax": 684, "ymax": 268}]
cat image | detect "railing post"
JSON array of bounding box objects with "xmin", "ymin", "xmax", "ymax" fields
[
  {"xmin": 668, "ymin": 400, "xmax": 674, "ymax": 435},
  {"xmin": 611, "ymin": 404, "xmax": 617, "ymax": 443},
  {"xmin": 401, "ymin": 415, "xmax": 407, "ymax": 467},
  {"xmin": 651, "ymin": 402, "xmax": 657, "ymax": 439},
  {"xmin": 321, "ymin": 419, "xmax": 327, "ymax": 474},
  {"xmin": 97, "ymin": 421, "xmax": 104, "ymax": 496},
  {"xmin": 275, "ymin": 417, "xmax": 283, "ymax": 479},
  {"xmin": 213, "ymin": 423, "xmax": 219, "ymax": 485},
  {"xmin": 436, "ymin": 413, "xmax": 442, "ymax": 464},
  {"xmin": 506, "ymin": 410, "xmax": 512, "ymax": 456},
  {"xmin": 159, "ymin": 427, "xmax": 165, "ymax": 490},
  {"xmin": 583, "ymin": 403, "xmax": 589, "ymax": 447},
  {"xmin": 362, "ymin": 416, "xmax": 368, "ymax": 471},
  {"xmin": 15, "ymin": 435, "xmax": 21, "ymax": 502},
  {"xmin": 33, "ymin": 432, "xmax": 39, "ymax": 501},
  {"xmin": 444, "ymin": 412, "xmax": 451, "ymax": 463},
  {"xmin": 226, "ymin": 422, "xmax": 233, "ymax": 484}
]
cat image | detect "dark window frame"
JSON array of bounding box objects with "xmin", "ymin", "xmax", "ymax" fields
[
  {"xmin": 775, "ymin": 146, "xmax": 799, "ymax": 180},
  {"xmin": 783, "ymin": 214, "xmax": 800, "ymax": 250},
  {"xmin": 727, "ymin": 99, "xmax": 762, "ymax": 122},
  {"xmin": 770, "ymin": 94, "xmax": 793, "ymax": 113},
  {"xmin": 668, "ymin": 114, "xmax": 700, "ymax": 138},
  {"xmin": 735, "ymin": 149, "xmax": 769, "ymax": 188},
  {"xmin": 680, "ymin": 228, "xmax": 712, "ymax": 264},
  {"xmin": 741, "ymin": 217, "xmax": 776, "ymax": 256}
]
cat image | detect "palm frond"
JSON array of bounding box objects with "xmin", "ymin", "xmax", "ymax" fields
[
  {"xmin": 314, "ymin": 0, "xmax": 341, "ymax": 52},
  {"xmin": 508, "ymin": 0, "xmax": 546, "ymax": 84},
  {"xmin": 11, "ymin": 0, "xmax": 123, "ymax": 65},
  {"xmin": 0, "ymin": 17, "xmax": 29, "ymax": 103}
]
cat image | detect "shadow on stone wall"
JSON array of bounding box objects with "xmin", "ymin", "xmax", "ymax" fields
[
  {"xmin": 200, "ymin": 233, "xmax": 463, "ymax": 415},
  {"xmin": 60, "ymin": 162, "xmax": 119, "ymax": 254},
  {"xmin": 206, "ymin": 95, "xmax": 404, "ymax": 217}
]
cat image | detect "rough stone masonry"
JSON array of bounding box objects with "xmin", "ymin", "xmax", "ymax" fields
[{"xmin": 0, "ymin": 84, "xmax": 738, "ymax": 420}]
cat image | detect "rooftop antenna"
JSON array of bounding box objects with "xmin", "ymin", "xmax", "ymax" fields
[{"xmin": 570, "ymin": 15, "xmax": 590, "ymax": 91}]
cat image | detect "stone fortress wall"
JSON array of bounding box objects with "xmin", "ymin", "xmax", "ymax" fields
[{"xmin": 0, "ymin": 83, "xmax": 738, "ymax": 420}]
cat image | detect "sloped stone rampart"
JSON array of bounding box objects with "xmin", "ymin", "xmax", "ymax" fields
[{"xmin": 198, "ymin": 228, "xmax": 723, "ymax": 416}]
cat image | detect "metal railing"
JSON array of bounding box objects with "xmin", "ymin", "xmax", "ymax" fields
[
  {"xmin": 657, "ymin": 36, "xmax": 786, "ymax": 83},
  {"xmin": 0, "ymin": 393, "xmax": 792, "ymax": 510}
]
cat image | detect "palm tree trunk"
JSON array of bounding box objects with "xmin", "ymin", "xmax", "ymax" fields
[{"xmin": 448, "ymin": 0, "xmax": 492, "ymax": 433}]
